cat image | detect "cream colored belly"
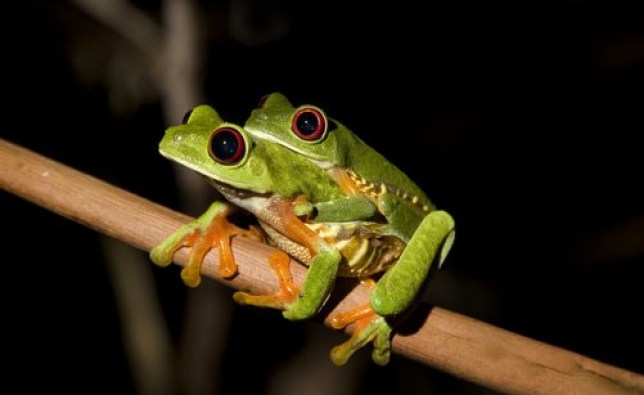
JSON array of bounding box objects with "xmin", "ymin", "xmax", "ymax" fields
[{"xmin": 260, "ymin": 221, "xmax": 406, "ymax": 278}]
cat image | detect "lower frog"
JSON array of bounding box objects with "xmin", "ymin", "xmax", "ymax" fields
[{"xmin": 151, "ymin": 101, "xmax": 455, "ymax": 366}]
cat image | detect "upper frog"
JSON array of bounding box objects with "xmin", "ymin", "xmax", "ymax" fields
[{"xmin": 240, "ymin": 93, "xmax": 455, "ymax": 362}]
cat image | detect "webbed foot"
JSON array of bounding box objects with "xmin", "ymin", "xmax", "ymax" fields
[
  {"xmin": 150, "ymin": 201, "xmax": 263, "ymax": 287},
  {"xmin": 233, "ymin": 251, "xmax": 299, "ymax": 309},
  {"xmin": 329, "ymin": 303, "xmax": 392, "ymax": 366}
]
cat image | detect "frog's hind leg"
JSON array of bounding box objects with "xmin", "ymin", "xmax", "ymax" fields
[
  {"xmin": 329, "ymin": 277, "xmax": 391, "ymax": 366},
  {"xmin": 233, "ymin": 251, "xmax": 300, "ymax": 309},
  {"xmin": 328, "ymin": 304, "xmax": 392, "ymax": 366},
  {"xmin": 371, "ymin": 210, "xmax": 455, "ymax": 316},
  {"xmin": 328, "ymin": 211, "xmax": 455, "ymax": 366}
]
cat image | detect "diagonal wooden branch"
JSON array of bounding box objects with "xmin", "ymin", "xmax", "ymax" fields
[{"xmin": 1, "ymin": 138, "xmax": 643, "ymax": 395}]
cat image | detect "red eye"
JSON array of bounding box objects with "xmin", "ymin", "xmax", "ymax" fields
[
  {"xmin": 209, "ymin": 127, "xmax": 246, "ymax": 165},
  {"xmin": 291, "ymin": 107, "xmax": 327, "ymax": 141}
]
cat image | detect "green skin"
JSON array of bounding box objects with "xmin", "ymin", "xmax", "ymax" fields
[
  {"xmin": 245, "ymin": 93, "xmax": 456, "ymax": 317},
  {"xmin": 151, "ymin": 99, "xmax": 455, "ymax": 366}
]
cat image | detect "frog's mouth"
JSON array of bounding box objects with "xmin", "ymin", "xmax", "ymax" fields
[{"xmin": 207, "ymin": 177, "xmax": 265, "ymax": 199}]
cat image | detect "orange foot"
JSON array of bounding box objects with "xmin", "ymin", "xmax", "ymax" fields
[
  {"xmin": 233, "ymin": 251, "xmax": 300, "ymax": 309},
  {"xmin": 328, "ymin": 300, "xmax": 393, "ymax": 366},
  {"xmin": 150, "ymin": 201, "xmax": 263, "ymax": 287}
]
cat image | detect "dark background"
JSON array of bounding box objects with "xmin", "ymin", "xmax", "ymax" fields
[{"xmin": 2, "ymin": 1, "xmax": 642, "ymax": 394}]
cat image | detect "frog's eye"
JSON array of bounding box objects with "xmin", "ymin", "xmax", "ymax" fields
[
  {"xmin": 291, "ymin": 107, "xmax": 327, "ymax": 142},
  {"xmin": 209, "ymin": 127, "xmax": 247, "ymax": 165}
]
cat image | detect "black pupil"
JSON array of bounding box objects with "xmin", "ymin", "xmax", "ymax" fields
[
  {"xmin": 296, "ymin": 112, "xmax": 320, "ymax": 136},
  {"xmin": 211, "ymin": 130, "xmax": 240, "ymax": 161}
]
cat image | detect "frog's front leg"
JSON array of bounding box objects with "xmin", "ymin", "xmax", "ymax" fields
[
  {"xmin": 150, "ymin": 201, "xmax": 263, "ymax": 287},
  {"xmin": 312, "ymin": 196, "xmax": 376, "ymax": 222},
  {"xmin": 329, "ymin": 210, "xmax": 455, "ymax": 365},
  {"xmin": 289, "ymin": 195, "xmax": 375, "ymax": 223},
  {"xmin": 234, "ymin": 198, "xmax": 341, "ymax": 321}
]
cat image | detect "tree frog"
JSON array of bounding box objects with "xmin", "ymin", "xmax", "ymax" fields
[
  {"xmin": 241, "ymin": 93, "xmax": 456, "ymax": 362},
  {"xmin": 150, "ymin": 97, "xmax": 455, "ymax": 366}
]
